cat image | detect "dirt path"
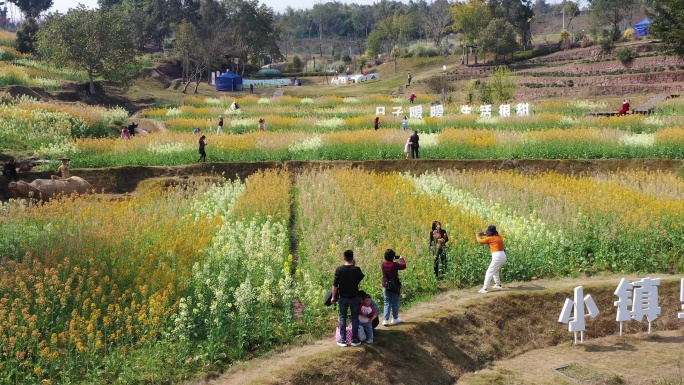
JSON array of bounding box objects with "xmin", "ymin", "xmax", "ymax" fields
[{"xmin": 192, "ymin": 274, "xmax": 675, "ymax": 385}]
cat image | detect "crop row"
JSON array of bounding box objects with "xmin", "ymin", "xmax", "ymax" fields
[{"xmin": 0, "ymin": 169, "xmax": 681, "ymax": 383}]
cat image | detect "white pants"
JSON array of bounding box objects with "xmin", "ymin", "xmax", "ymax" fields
[
  {"xmin": 217, "ymin": 126, "xmax": 223, "ymax": 134},
  {"xmin": 483, "ymin": 251, "xmax": 506, "ymax": 288}
]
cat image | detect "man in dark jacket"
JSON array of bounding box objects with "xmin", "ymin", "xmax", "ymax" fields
[
  {"xmin": 409, "ymin": 130, "xmax": 420, "ymax": 159},
  {"xmin": 331, "ymin": 249, "xmax": 365, "ymax": 347}
]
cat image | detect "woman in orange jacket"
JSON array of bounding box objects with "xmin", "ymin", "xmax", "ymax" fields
[{"xmin": 475, "ymin": 225, "xmax": 506, "ymax": 293}]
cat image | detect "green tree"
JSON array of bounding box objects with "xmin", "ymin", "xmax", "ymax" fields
[
  {"xmin": 489, "ymin": 65, "xmax": 518, "ymax": 102},
  {"xmin": 451, "ymin": 0, "xmax": 491, "ymax": 45},
  {"xmin": 648, "ymin": 0, "xmax": 684, "ymax": 58},
  {"xmin": 588, "ymin": 0, "xmax": 637, "ymax": 41},
  {"xmin": 365, "ymin": 28, "xmax": 383, "ymax": 58},
  {"xmin": 15, "ymin": 17, "xmax": 38, "ymax": 53},
  {"xmin": 123, "ymin": 0, "xmax": 168, "ymax": 50},
  {"xmin": 374, "ymin": 11, "xmax": 417, "ymax": 72},
  {"xmin": 7, "ymin": 0, "xmax": 52, "ymax": 18},
  {"xmin": 486, "ymin": 0, "xmax": 534, "ymax": 47},
  {"xmin": 36, "ymin": 5, "xmax": 137, "ymax": 94},
  {"xmin": 477, "ymin": 18, "xmax": 519, "ymax": 62}
]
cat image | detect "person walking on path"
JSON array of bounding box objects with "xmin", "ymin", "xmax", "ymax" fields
[
  {"xmin": 196, "ymin": 135, "xmax": 207, "ymax": 162},
  {"xmin": 331, "ymin": 249, "xmax": 365, "ymax": 347},
  {"xmin": 409, "ymin": 130, "xmax": 420, "ymax": 159},
  {"xmin": 401, "ymin": 116, "xmax": 408, "ymax": 131},
  {"xmin": 381, "ymin": 249, "xmax": 406, "ymax": 326},
  {"xmin": 374, "ymin": 116, "xmax": 380, "ymax": 131},
  {"xmin": 407, "ymin": 73, "xmax": 412, "ymax": 86},
  {"xmin": 430, "ymin": 221, "xmax": 449, "ymax": 278},
  {"xmin": 476, "ymin": 225, "xmax": 507, "ymax": 293},
  {"xmin": 249, "ymin": 83, "xmax": 254, "ymax": 93},
  {"xmin": 217, "ymin": 116, "xmax": 224, "ymax": 134},
  {"xmin": 409, "ymin": 93, "xmax": 416, "ymax": 104}
]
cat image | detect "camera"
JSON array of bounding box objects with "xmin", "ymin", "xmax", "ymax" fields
[{"xmin": 394, "ymin": 254, "xmax": 401, "ymax": 260}]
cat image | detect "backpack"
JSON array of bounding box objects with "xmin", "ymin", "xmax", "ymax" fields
[
  {"xmin": 382, "ymin": 266, "xmax": 401, "ymax": 294},
  {"xmin": 323, "ymin": 289, "xmax": 338, "ymax": 306}
]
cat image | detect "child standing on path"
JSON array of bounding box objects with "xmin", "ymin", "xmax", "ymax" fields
[
  {"xmin": 476, "ymin": 225, "xmax": 506, "ymax": 293},
  {"xmin": 358, "ymin": 294, "xmax": 376, "ymax": 343}
]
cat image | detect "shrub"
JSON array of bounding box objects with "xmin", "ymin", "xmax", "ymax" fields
[
  {"xmin": 598, "ymin": 30, "xmax": 615, "ymax": 54},
  {"xmin": 489, "ymin": 66, "xmax": 517, "ymax": 102},
  {"xmin": 615, "ymin": 48, "xmax": 636, "ymax": 68},
  {"xmin": 623, "ymin": 27, "xmax": 635, "ymax": 41},
  {"xmin": 408, "ymin": 44, "xmax": 440, "ymax": 58},
  {"xmin": 579, "ymin": 36, "xmax": 593, "ymax": 48},
  {"xmin": 342, "ymin": 54, "xmax": 352, "ymax": 63},
  {"xmin": 513, "ymin": 46, "xmax": 550, "ymax": 61}
]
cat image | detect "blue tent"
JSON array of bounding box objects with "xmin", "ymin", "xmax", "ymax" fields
[
  {"xmin": 634, "ymin": 18, "xmax": 652, "ymax": 37},
  {"xmin": 216, "ymin": 71, "xmax": 243, "ymax": 92}
]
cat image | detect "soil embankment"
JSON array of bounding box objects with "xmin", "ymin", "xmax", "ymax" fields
[
  {"xmin": 194, "ymin": 276, "xmax": 684, "ymax": 385},
  {"xmin": 2, "ymin": 158, "xmax": 681, "ymax": 201}
]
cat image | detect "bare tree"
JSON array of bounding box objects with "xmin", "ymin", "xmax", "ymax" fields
[{"xmin": 422, "ymin": 0, "xmax": 452, "ymax": 54}]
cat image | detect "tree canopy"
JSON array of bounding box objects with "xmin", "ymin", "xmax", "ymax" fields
[
  {"xmin": 36, "ymin": 5, "xmax": 137, "ymax": 94},
  {"xmin": 648, "ymin": 0, "xmax": 684, "ymax": 58},
  {"xmin": 7, "ymin": 0, "xmax": 52, "ymax": 18}
]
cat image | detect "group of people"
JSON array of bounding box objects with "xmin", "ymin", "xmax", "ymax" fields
[
  {"xmin": 331, "ymin": 249, "xmax": 406, "ymax": 346},
  {"xmin": 331, "ymin": 224, "xmax": 507, "ymax": 347},
  {"xmin": 215, "ymin": 115, "xmax": 267, "ymax": 135},
  {"xmin": 120, "ymin": 122, "xmax": 138, "ymax": 139},
  {"xmin": 404, "ymin": 130, "xmax": 420, "ymax": 159}
]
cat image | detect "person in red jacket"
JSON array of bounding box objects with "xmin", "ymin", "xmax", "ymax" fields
[
  {"xmin": 476, "ymin": 225, "xmax": 506, "ymax": 293},
  {"xmin": 619, "ymin": 99, "xmax": 630, "ymax": 115},
  {"xmin": 409, "ymin": 93, "xmax": 416, "ymax": 104},
  {"xmin": 381, "ymin": 249, "xmax": 406, "ymax": 325},
  {"xmin": 373, "ymin": 116, "xmax": 380, "ymax": 130}
]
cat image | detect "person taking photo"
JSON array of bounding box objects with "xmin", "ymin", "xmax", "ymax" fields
[{"xmin": 381, "ymin": 249, "xmax": 406, "ymax": 326}]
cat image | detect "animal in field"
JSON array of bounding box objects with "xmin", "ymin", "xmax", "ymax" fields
[{"xmin": 8, "ymin": 176, "xmax": 94, "ymax": 201}]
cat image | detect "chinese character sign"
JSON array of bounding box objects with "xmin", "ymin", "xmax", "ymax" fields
[
  {"xmin": 480, "ymin": 104, "xmax": 492, "ymax": 118},
  {"xmin": 409, "ymin": 105, "xmax": 423, "ymax": 119},
  {"xmin": 391, "ymin": 106, "xmax": 403, "ymax": 116},
  {"xmin": 375, "ymin": 106, "xmax": 386, "ymax": 115},
  {"xmin": 614, "ymin": 277, "xmax": 661, "ymax": 335},
  {"xmin": 558, "ymin": 286, "xmax": 600, "ymax": 344},
  {"xmin": 460, "ymin": 105, "xmax": 472, "ymax": 115},
  {"xmin": 499, "ymin": 104, "xmax": 511, "ymax": 117},
  {"xmin": 430, "ymin": 105, "xmax": 444, "ymax": 118},
  {"xmin": 515, "ymin": 103, "xmax": 530, "ymax": 117}
]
